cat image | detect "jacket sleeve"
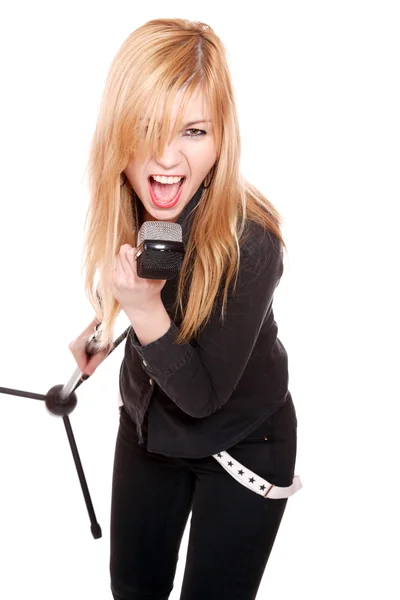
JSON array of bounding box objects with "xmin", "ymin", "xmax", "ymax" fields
[{"xmin": 128, "ymin": 225, "xmax": 284, "ymax": 418}]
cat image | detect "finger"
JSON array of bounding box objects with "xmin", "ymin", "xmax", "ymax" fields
[
  {"xmin": 86, "ymin": 347, "xmax": 109, "ymax": 375},
  {"xmin": 121, "ymin": 246, "xmax": 137, "ymax": 276}
]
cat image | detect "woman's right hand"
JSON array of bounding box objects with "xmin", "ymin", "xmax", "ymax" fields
[{"xmin": 69, "ymin": 317, "xmax": 110, "ymax": 381}]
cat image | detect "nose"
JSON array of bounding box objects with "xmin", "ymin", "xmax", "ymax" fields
[{"xmin": 154, "ymin": 138, "xmax": 182, "ymax": 170}]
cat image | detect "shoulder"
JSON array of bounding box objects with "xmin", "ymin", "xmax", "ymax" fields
[{"xmin": 240, "ymin": 220, "xmax": 283, "ymax": 273}]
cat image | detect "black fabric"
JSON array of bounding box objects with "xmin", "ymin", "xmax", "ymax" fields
[
  {"xmin": 110, "ymin": 396, "xmax": 297, "ymax": 600},
  {"xmin": 119, "ymin": 183, "xmax": 292, "ymax": 458}
]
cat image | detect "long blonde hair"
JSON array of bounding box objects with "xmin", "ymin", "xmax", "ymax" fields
[{"xmin": 82, "ymin": 18, "xmax": 286, "ymax": 351}]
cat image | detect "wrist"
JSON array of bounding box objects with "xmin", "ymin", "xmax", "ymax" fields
[
  {"xmin": 124, "ymin": 299, "xmax": 163, "ymax": 322},
  {"xmin": 125, "ymin": 300, "xmax": 171, "ymax": 347}
]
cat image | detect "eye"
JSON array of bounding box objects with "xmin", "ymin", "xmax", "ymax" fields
[
  {"xmin": 143, "ymin": 126, "xmax": 206, "ymax": 139},
  {"xmin": 184, "ymin": 128, "xmax": 207, "ymax": 138}
]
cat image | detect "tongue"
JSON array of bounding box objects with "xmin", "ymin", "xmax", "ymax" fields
[{"xmin": 151, "ymin": 180, "xmax": 181, "ymax": 202}]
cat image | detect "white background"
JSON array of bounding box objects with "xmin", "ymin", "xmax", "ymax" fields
[{"xmin": 0, "ymin": 1, "xmax": 399, "ymax": 598}]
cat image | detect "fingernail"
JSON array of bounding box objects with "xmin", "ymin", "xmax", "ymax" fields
[{"xmin": 81, "ymin": 374, "xmax": 90, "ymax": 381}]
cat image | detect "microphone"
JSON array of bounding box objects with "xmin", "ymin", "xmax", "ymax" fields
[
  {"xmin": 58, "ymin": 221, "xmax": 184, "ymax": 401},
  {"xmin": 135, "ymin": 220, "xmax": 184, "ymax": 279}
]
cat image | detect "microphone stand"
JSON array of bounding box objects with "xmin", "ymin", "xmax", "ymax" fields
[{"xmin": 0, "ymin": 325, "xmax": 130, "ymax": 539}]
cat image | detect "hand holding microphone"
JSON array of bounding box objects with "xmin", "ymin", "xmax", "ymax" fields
[{"xmin": 109, "ymin": 216, "xmax": 185, "ymax": 313}]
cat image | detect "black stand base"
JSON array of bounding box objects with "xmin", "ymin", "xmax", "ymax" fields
[{"xmin": 0, "ymin": 382, "xmax": 102, "ymax": 540}]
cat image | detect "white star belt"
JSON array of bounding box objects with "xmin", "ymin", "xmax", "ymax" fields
[{"xmin": 212, "ymin": 450, "xmax": 302, "ymax": 499}]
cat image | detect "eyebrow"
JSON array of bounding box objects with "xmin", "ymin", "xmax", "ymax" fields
[
  {"xmin": 140, "ymin": 118, "xmax": 211, "ymax": 128},
  {"xmin": 183, "ymin": 119, "xmax": 212, "ymax": 127}
]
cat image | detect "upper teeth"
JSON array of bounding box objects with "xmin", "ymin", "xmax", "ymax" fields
[{"xmin": 151, "ymin": 175, "xmax": 184, "ymax": 184}]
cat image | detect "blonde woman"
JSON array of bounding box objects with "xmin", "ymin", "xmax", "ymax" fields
[{"xmin": 69, "ymin": 18, "xmax": 301, "ymax": 600}]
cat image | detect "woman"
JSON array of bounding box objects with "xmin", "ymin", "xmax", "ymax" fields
[{"xmin": 69, "ymin": 18, "xmax": 301, "ymax": 600}]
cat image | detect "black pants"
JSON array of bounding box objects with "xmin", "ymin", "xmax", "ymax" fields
[{"xmin": 110, "ymin": 394, "xmax": 297, "ymax": 600}]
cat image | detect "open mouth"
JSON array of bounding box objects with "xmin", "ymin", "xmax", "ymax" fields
[{"xmin": 148, "ymin": 176, "xmax": 186, "ymax": 207}]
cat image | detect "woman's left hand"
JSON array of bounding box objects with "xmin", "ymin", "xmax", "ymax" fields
[{"xmin": 110, "ymin": 244, "xmax": 167, "ymax": 313}]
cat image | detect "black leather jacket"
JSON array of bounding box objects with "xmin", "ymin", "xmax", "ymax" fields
[{"xmin": 119, "ymin": 183, "xmax": 290, "ymax": 458}]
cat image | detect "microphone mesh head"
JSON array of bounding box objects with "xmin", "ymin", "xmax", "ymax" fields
[
  {"xmin": 137, "ymin": 221, "xmax": 182, "ymax": 245},
  {"xmin": 136, "ymin": 220, "xmax": 184, "ymax": 280}
]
